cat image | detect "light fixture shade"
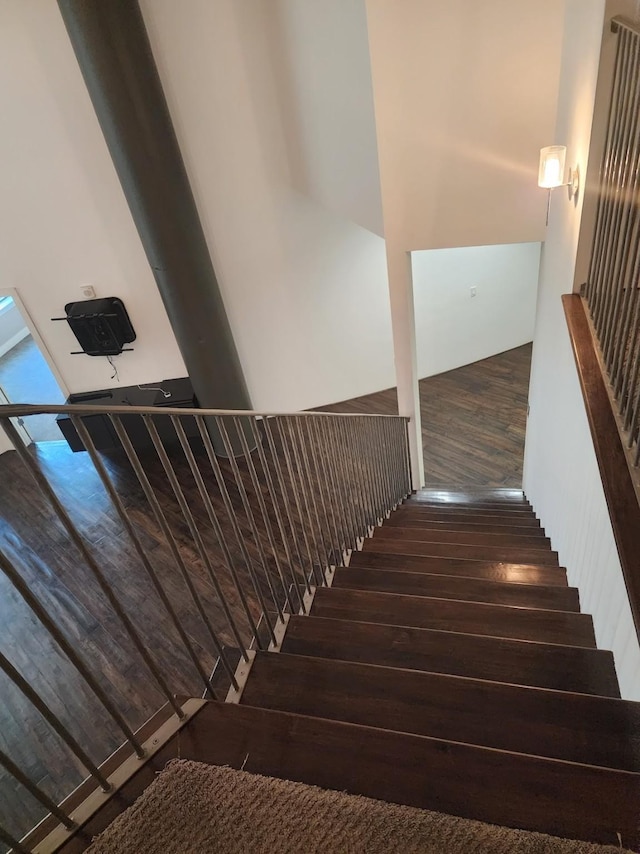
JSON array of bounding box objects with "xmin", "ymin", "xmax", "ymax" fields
[{"xmin": 538, "ymin": 145, "xmax": 567, "ymax": 188}]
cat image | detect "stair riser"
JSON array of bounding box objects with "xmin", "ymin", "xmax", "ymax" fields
[
  {"xmin": 190, "ymin": 703, "xmax": 640, "ymax": 849},
  {"xmin": 348, "ymin": 552, "xmax": 568, "ymax": 585},
  {"xmin": 244, "ymin": 653, "xmax": 640, "ymax": 770},
  {"xmin": 413, "ymin": 491, "xmax": 530, "ymax": 504},
  {"xmin": 399, "ymin": 507, "xmax": 541, "ymax": 524},
  {"xmin": 332, "ymin": 568, "xmax": 580, "ymax": 611},
  {"xmin": 386, "ymin": 518, "xmax": 546, "ymax": 536},
  {"xmin": 362, "ymin": 538, "xmax": 560, "ymax": 566},
  {"xmin": 406, "ymin": 499, "xmax": 532, "ymax": 511},
  {"xmin": 373, "ymin": 527, "xmax": 551, "ymax": 549},
  {"xmin": 282, "ymin": 616, "xmax": 620, "ymax": 697},
  {"xmin": 311, "ymin": 588, "xmax": 596, "ymax": 647}
]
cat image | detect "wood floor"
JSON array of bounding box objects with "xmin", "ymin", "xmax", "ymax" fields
[
  {"xmin": 321, "ymin": 344, "xmax": 532, "ymax": 487},
  {"xmin": 0, "ymin": 438, "xmax": 277, "ymax": 841},
  {"xmin": 0, "ymin": 346, "xmax": 531, "ymax": 844}
]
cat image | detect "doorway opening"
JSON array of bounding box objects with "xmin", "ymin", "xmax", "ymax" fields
[{"xmin": 0, "ymin": 294, "xmax": 66, "ymax": 444}]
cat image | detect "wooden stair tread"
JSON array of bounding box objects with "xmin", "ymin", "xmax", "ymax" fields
[
  {"xmin": 180, "ymin": 702, "xmax": 640, "ymax": 848},
  {"xmin": 348, "ymin": 552, "xmax": 568, "ymax": 585},
  {"xmin": 385, "ymin": 517, "xmax": 546, "ymax": 535},
  {"xmin": 413, "ymin": 489, "xmax": 530, "ymax": 505},
  {"xmin": 281, "ymin": 615, "xmax": 620, "ymax": 696},
  {"xmin": 373, "ymin": 526, "xmax": 551, "ymax": 549},
  {"xmin": 310, "ymin": 587, "xmax": 596, "ymax": 647},
  {"xmin": 242, "ymin": 651, "xmax": 640, "ymax": 770},
  {"xmin": 406, "ymin": 498, "xmax": 533, "ymax": 511},
  {"xmin": 361, "ymin": 538, "xmax": 560, "ymax": 566},
  {"xmin": 332, "ymin": 567, "xmax": 580, "ymax": 611},
  {"xmin": 397, "ymin": 506, "xmax": 541, "ymax": 524}
]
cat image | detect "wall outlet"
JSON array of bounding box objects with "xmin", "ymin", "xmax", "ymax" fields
[
  {"xmin": 470, "ymin": 285, "xmax": 477, "ymax": 298},
  {"xmin": 81, "ymin": 285, "xmax": 96, "ymax": 299}
]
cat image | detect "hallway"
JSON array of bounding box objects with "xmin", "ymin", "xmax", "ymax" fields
[{"xmin": 322, "ymin": 344, "xmax": 532, "ymax": 487}]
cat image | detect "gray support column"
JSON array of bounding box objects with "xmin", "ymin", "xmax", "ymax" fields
[{"xmin": 57, "ymin": 0, "xmax": 252, "ymax": 448}]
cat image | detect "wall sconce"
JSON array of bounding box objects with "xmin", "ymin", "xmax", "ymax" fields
[{"xmin": 538, "ymin": 145, "xmax": 580, "ymax": 224}]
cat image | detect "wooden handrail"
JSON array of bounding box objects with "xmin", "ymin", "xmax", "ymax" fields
[{"xmin": 563, "ymin": 294, "xmax": 640, "ymax": 644}]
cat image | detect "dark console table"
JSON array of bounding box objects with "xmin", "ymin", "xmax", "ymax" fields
[{"xmin": 56, "ymin": 377, "xmax": 199, "ymax": 453}]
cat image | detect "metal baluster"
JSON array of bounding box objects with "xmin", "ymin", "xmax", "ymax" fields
[
  {"xmin": 0, "ymin": 750, "xmax": 75, "ymax": 830},
  {"xmin": 232, "ymin": 415, "xmax": 296, "ymax": 612},
  {"xmin": 215, "ymin": 416, "xmax": 286, "ymax": 622},
  {"xmin": 592, "ymin": 28, "xmax": 631, "ymax": 328},
  {"xmin": 383, "ymin": 417, "xmax": 399, "ymax": 506},
  {"xmin": 338, "ymin": 415, "xmax": 366, "ymax": 539},
  {"xmin": 596, "ymin": 30, "xmax": 635, "ymax": 334},
  {"xmin": 610, "ymin": 215, "xmax": 640, "ymax": 392},
  {"xmin": 261, "ymin": 417, "xmax": 313, "ymax": 599},
  {"xmin": 293, "ymin": 417, "xmax": 334, "ymax": 571},
  {"xmin": 360, "ymin": 418, "xmax": 379, "ymax": 525},
  {"xmin": 108, "ymin": 415, "xmax": 218, "ymax": 691},
  {"xmin": 0, "ymin": 823, "xmax": 31, "ymax": 854},
  {"xmin": 281, "ymin": 417, "xmax": 325, "ymax": 583},
  {"xmin": 71, "ymin": 415, "xmax": 216, "ymax": 699},
  {"xmin": 375, "ymin": 418, "xmax": 393, "ymax": 517},
  {"xmin": 246, "ymin": 417, "xmax": 306, "ymax": 612},
  {"xmin": 1, "ymin": 417, "xmax": 183, "ymax": 724},
  {"xmin": 141, "ymin": 416, "xmax": 240, "ymax": 689},
  {"xmin": 369, "ymin": 419, "xmax": 386, "ymax": 523},
  {"xmin": 397, "ymin": 418, "xmax": 410, "ymax": 501},
  {"xmin": 0, "ymin": 548, "xmax": 144, "ymax": 758},
  {"xmin": 592, "ymin": 30, "xmax": 632, "ymax": 327},
  {"xmin": 617, "ymin": 279, "xmax": 640, "ymax": 407},
  {"xmin": 366, "ymin": 419, "xmax": 384, "ymax": 522},
  {"xmin": 391, "ymin": 418, "xmax": 407, "ymax": 502},
  {"xmin": 351, "ymin": 417, "xmax": 375, "ymax": 530},
  {"xmin": 402, "ymin": 418, "xmax": 413, "ymax": 497},
  {"xmin": 291, "ymin": 417, "xmax": 332, "ymax": 572},
  {"xmin": 171, "ymin": 416, "xmax": 259, "ymax": 647},
  {"xmin": 195, "ymin": 415, "xmax": 276, "ymax": 648},
  {"xmin": 0, "ymin": 650, "xmax": 111, "ymax": 792},
  {"xmin": 337, "ymin": 417, "xmax": 361, "ymax": 547},
  {"xmin": 315, "ymin": 416, "xmax": 349, "ymax": 560},
  {"xmin": 624, "ymin": 333, "xmax": 640, "ymax": 431},
  {"xmin": 601, "ymin": 36, "xmax": 640, "ymax": 362},
  {"xmin": 587, "ymin": 22, "xmax": 626, "ymax": 306},
  {"xmin": 307, "ymin": 417, "xmax": 342, "ymax": 567}
]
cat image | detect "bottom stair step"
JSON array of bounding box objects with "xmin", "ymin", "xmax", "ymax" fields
[
  {"xmin": 241, "ymin": 651, "xmax": 640, "ymax": 770},
  {"xmin": 178, "ymin": 702, "xmax": 640, "ymax": 849},
  {"xmin": 82, "ymin": 759, "xmax": 635, "ymax": 854},
  {"xmin": 281, "ymin": 616, "xmax": 620, "ymax": 697}
]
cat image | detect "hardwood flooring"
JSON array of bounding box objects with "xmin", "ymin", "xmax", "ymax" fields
[
  {"xmin": 0, "ymin": 433, "xmax": 297, "ymax": 841},
  {"xmin": 320, "ymin": 344, "xmax": 532, "ymax": 487}
]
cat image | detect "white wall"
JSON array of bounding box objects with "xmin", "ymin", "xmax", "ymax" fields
[
  {"xmin": 141, "ymin": 0, "xmax": 395, "ymax": 411},
  {"xmin": 365, "ymin": 0, "xmax": 564, "ymax": 251},
  {"xmin": 267, "ymin": 0, "xmax": 384, "ymax": 237},
  {"xmin": 413, "ymin": 243, "xmax": 540, "ymax": 378},
  {"xmin": 0, "ymin": 2, "xmax": 186, "ymax": 394},
  {"xmin": 524, "ymin": 0, "xmax": 640, "ymax": 700}
]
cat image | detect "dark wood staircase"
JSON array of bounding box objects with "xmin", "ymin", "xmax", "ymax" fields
[{"xmin": 158, "ymin": 490, "xmax": 640, "ymax": 850}]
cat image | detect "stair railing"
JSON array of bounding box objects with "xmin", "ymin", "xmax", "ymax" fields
[
  {"xmin": 0, "ymin": 403, "xmax": 411, "ymax": 852},
  {"xmin": 582, "ymin": 16, "xmax": 640, "ymax": 470}
]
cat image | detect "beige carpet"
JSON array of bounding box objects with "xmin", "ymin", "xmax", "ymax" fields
[{"xmin": 87, "ymin": 760, "xmax": 631, "ymax": 854}]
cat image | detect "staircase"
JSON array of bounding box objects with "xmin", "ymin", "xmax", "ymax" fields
[{"xmin": 90, "ymin": 487, "xmax": 640, "ymax": 852}]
